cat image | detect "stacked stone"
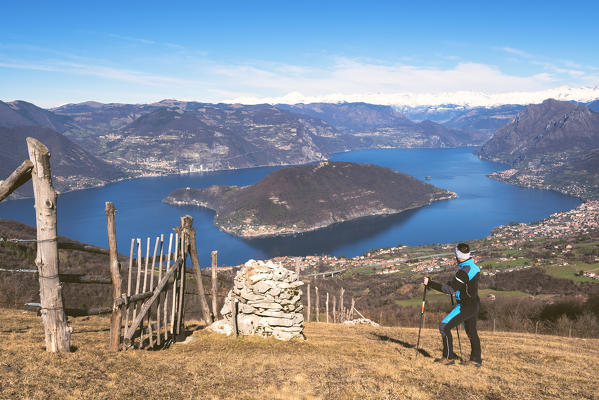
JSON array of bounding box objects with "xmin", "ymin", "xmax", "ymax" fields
[{"xmin": 219, "ymin": 259, "xmax": 305, "ymax": 340}]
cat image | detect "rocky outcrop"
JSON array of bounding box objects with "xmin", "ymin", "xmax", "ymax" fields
[
  {"xmin": 209, "ymin": 259, "xmax": 305, "ymax": 341},
  {"xmin": 477, "ymin": 99, "xmax": 599, "ymax": 164}
]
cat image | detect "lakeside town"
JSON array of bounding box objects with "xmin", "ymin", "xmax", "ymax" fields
[{"xmin": 228, "ymin": 201, "xmax": 599, "ymax": 281}]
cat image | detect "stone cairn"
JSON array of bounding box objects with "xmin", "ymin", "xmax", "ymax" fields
[{"xmin": 208, "ymin": 259, "xmax": 305, "ymax": 340}]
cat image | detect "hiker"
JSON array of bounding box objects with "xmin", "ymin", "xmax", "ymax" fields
[{"xmin": 423, "ymin": 242, "xmax": 482, "ymax": 367}]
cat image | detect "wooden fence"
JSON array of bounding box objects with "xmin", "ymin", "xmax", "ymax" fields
[
  {"xmin": 106, "ymin": 205, "xmax": 200, "ymax": 350},
  {"xmin": 304, "ymin": 283, "xmax": 368, "ymax": 324}
]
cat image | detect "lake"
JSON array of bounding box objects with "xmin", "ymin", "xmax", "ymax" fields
[{"xmin": 0, "ymin": 147, "xmax": 581, "ymax": 266}]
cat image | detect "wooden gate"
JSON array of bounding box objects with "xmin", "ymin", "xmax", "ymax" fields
[{"xmin": 106, "ymin": 203, "xmax": 192, "ymax": 350}]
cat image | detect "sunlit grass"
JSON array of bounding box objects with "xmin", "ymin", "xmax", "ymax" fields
[{"xmin": 1, "ymin": 308, "xmax": 596, "ymax": 399}]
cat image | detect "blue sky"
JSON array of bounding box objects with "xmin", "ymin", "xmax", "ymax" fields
[{"xmin": 2, "ymin": 0, "xmax": 599, "ymax": 107}]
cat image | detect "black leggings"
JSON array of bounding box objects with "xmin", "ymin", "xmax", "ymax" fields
[{"xmin": 439, "ymin": 301, "xmax": 481, "ymax": 362}]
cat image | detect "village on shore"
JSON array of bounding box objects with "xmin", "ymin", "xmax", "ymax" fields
[{"xmin": 222, "ymin": 201, "xmax": 599, "ymax": 282}]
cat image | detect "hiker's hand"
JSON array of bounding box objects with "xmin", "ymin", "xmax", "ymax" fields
[{"xmin": 423, "ymin": 276, "xmax": 429, "ymax": 286}]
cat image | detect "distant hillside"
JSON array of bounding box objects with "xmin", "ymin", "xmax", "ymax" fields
[
  {"xmin": 396, "ymin": 104, "xmax": 467, "ymax": 123},
  {"xmin": 0, "ymin": 219, "xmax": 112, "ymax": 308},
  {"xmin": 97, "ymin": 104, "xmax": 356, "ymax": 174},
  {"xmin": 279, "ymin": 102, "xmax": 490, "ymax": 147},
  {"xmin": 583, "ymin": 99, "xmax": 599, "ymax": 113},
  {"xmin": 52, "ymin": 101, "xmax": 163, "ymax": 151},
  {"xmin": 277, "ymin": 102, "xmax": 414, "ymax": 133},
  {"xmin": 0, "ymin": 100, "xmax": 75, "ymax": 132},
  {"xmin": 164, "ymin": 161, "xmax": 456, "ymax": 237},
  {"xmin": 478, "ymin": 99, "xmax": 599, "ymax": 199},
  {"xmin": 445, "ymin": 104, "xmax": 524, "ymax": 133},
  {"xmin": 0, "ymin": 126, "xmax": 125, "ymax": 197},
  {"xmin": 478, "ymin": 99, "xmax": 599, "ymax": 163}
]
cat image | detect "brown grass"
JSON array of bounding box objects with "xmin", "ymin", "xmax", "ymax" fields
[{"xmin": 0, "ymin": 308, "xmax": 597, "ymax": 400}]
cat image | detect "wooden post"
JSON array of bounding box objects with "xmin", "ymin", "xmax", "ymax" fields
[
  {"xmin": 349, "ymin": 298, "xmax": 355, "ymax": 320},
  {"xmin": 569, "ymin": 324, "xmax": 572, "ymax": 338},
  {"xmin": 332, "ymin": 296, "xmax": 337, "ymax": 323},
  {"xmin": 307, "ymin": 283, "xmax": 311, "ymax": 322},
  {"xmin": 155, "ymin": 235, "xmax": 163, "ymax": 347},
  {"xmin": 232, "ymin": 298, "xmax": 239, "ymax": 338},
  {"xmin": 535, "ymin": 320, "xmax": 538, "ymax": 335},
  {"xmin": 163, "ymin": 233, "xmax": 172, "ymax": 342},
  {"xmin": 148, "ymin": 236, "xmax": 159, "ymax": 348},
  {"xmin": 315, "ymin": 286, "xmax": 320, "ymax": 322},
  {"xmin": 494, "ymin": 319, "xmax": 497, "ymax": 333},
  {"xmin": 27, "ymin": 137, "xmax": 70, "ymax": 353},
  {"xmin": 0, "ymin": 159, "xmax": 33, "ymax": 202},
  {"xmin": 170, "ymin": 233, "xmax": 179, "ymax": 335},
  {"xmin": 133, "ymin": 239, "xmax": 142, "ymax": 322},
  {"xmin": 106, "ymin": 202, "xmax": 122, "ymax": 352},
  {"xmin": 339, "ymin": 287, "xmax": 345, "ymax": 322},
  {"xmin": 326, "ymin": 292, "xmax": 329, "ymax": 323},
  {"xmin": 211, "ymin": 250, "xmax": 218, "ymax": 320},
  {"xmin": 125, "ymin": 238, "xmax": 134, "ymax": 334},
  {"xmin": 176, "ymin": 219, "xmax": 190, "ymax": 340},
  {"xmin": 187, "ymin": 221, "xmax": 213, "ymax": 325}
]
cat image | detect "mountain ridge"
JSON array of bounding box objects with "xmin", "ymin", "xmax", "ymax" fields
[{"xmin": 477, "ymin": 99, "xmax": 599, "ymax": 200}]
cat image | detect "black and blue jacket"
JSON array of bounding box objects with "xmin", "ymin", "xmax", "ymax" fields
[{"xmin": 428, "ymin": 258, "xmax": 480, "ymax": 305}]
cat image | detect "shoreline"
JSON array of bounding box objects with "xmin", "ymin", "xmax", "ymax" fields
[{"xmin": 165, "ymin": 192, "xmax": 458, "ymax": 239}]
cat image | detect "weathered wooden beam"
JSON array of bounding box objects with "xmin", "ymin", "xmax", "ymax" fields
[
  {"xmin": 315, "ymin": 286, "xmax": 320, "ymax": 322},
  {"xmin": 232, "ymin": 298, "xmax": 239, "ymax": 338},
  {"xmin": 170, "ymin": 233, "xmax": 179, "ymax": 336},
  {"xmin": 125, "ymin": 238, "xmax": 134, "ymax": 336},
  {"xmin": 187, "ymin": 220, "xmax": 213, "ymax": 325},
  {"xmin": 27, "ymin": 304, "xmax": 112, "ymax": 317},
  {"xmin": 106, "ymin": 202, "xmax": 122, "ymax": 352},
  {"xmin": 148, "ymin": 236, "xmax": 159, "ymax": 349},
  {"xmin": 133, "ymin": 238, "xmax": 142, "ymax": 322},
  {"xmin": 339, "ymin": 287, "xmax": 345, "ymax": 322},
  {"xmin": 115, "ymin": 291, "xmax": 153, "ymax": 306},
  {"xmin": 27, "ymin": 137, "xmax": 71, "ymax": 353},
  {"xmin": 0, "ymin": 159, "xmax": 33, "ymax": 202},
  {"xmin": 156, "ymin": 234, "xmax": 164, "ymax": 347},
  {"xmin": 332, "ymin": 296, "xmax": 337, "ymax": 323},
  {"xmin": 163, "ymin": 233, "xmax": 173, "ymax": 342},
  {"xmin": 66, "ymin": 306, "xmax": 112, "ymax": 317},
  {"xmin": 326, "ymin": 292, "xmax": 329, "ymax": 324},
  {"xmin": 307, "ymin": 283, "xmax": 311, "ymax": 322},
  {"xmin": 175, "ymin": 222, "xmax": 188, "ymax": 339},
  {"xmin": 211, "ymin": 250, "xmax": 218, "ymax": 320},
  {"xmin": 59, "ymin": 274, "xmax": 112, "ymax": 284}
]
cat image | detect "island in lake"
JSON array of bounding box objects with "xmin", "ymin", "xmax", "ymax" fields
[{"xmin": 163, "ymin": 161, "xmax": 457, "ymax": 238}]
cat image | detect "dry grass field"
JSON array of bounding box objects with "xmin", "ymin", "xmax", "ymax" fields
[{"xmin": 0, "ymin": 308, "xmax": 597, "ymax": 400}]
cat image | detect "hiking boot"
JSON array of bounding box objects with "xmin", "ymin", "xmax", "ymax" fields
[
  {"xmin": 433, "ymin": 358, "xmax": 455, "ymax": 365},
  {"xmin": 461, "ymin": 360, "xmax": 482, "ymax": 368}
]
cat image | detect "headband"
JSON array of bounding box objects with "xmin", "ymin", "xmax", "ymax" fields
[{"xmin": 455, "ymin": 247, "xmax": 471, "ymax": 260}]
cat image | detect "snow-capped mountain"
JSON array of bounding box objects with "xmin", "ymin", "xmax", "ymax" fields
[{"xmin": 226, "ymin": 86, "xmax": 599, "ymax": 108}]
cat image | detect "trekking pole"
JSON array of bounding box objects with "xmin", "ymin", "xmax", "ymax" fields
[
  {"xmin": 415, "ymin": 277, "xmax": 428, "ymax": 358},
  {"xmin": 450, "ymin": 294, "xmax": 463, "ymax": 361}
]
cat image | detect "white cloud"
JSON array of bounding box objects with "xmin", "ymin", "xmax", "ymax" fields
[
  {"xmin": 500, "ymin": 46, "xmax": 533, "ymax": 59},
  {"xmin": 0, "ymin": 58, "xmax": 205, "ymax": 87},
  {"xmin": 213, "ymin": 58, "xmax": 561, "ymax": 98},
  {"xmin": 2, "ymin": 43, "xmax": 598, "ymax": 108}
]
